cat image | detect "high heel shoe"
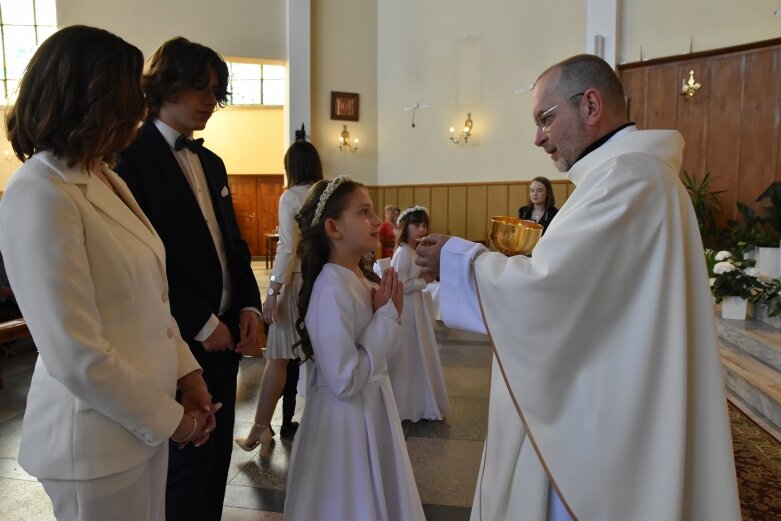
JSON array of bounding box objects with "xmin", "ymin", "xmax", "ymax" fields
[{"xmin": 234, "ymin": 423, "xmax": 275, "ymax": 452}]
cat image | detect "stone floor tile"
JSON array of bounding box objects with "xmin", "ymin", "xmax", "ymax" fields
[
  {"xmin": 407, "ymin": 395, "xmax": 488, "ymax": 441},
  {"xmin": 407, "ymin": 437, "xmax": 483, "ymax": 508},
  {"xmin": 0, "ymin": 477, "xmax": 53, "ymax": 521},
  {"xmin": 0, "ymin": 457, "xmax": 35, "ymax": 480},
  {"xmin": 228, "ymin": 440, "xmax": 293, "ymax": 490},
  {"xmin": 222, "ymin": 506, "xmax": 283, "ymax": 521},
  {"xmin": 441, "ymin": 328, "xmax": 489, "ymax": 344},
  {"xmin": 223, "ymin": 483, "xmax": 286, "ymax": 512},
  {"xmin": 0, "ymin": 423, "xmax": 23, "ymax": 459},
  {"xmin": 439, "ymin": 342, "xmax": 491, "ymax": 368},
  {"xmin": 444, "ymin": 366, "xmax": 491, "ymax": 398}
]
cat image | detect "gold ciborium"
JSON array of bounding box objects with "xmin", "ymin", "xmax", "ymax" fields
[{"xmin": 487, "ymin": 216, "xmax": 543, "ymax": 256}]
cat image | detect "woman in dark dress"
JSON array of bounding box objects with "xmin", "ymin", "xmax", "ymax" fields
[{"xmin": 518, "ymin": 176, "xmax": 558, "ymax": 234}]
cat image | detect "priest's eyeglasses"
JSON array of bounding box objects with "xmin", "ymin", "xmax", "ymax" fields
[{"xmin": 534, "ymin": 92, "xmax": 584, "ymax": 133}]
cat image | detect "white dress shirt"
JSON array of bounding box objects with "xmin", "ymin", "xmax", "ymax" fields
[{"xmin": 154, "ymin": 119, "xmax": 231, "ymax": 341}]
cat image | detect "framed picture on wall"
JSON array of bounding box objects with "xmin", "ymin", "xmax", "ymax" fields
[{"xmin": 330, "ymin": 91, "xmax": 360, "ymax": 121}]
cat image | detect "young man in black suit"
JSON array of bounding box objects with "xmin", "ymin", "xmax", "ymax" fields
[{"xmin": 116, "ymin": 37, "xmax": 261, "ymax": 521}]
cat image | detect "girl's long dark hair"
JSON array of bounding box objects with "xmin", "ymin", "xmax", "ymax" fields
[
  {"xmin": 530, "ymin": 176, "xmax": 556, "ymax": 209},
  {"xmin": 396, "ymin": 208, "xmax": 430, "ymax": 248},
  {"xmin": 293, "ymin": 179, "xmax": 380, "ymax": 361}
]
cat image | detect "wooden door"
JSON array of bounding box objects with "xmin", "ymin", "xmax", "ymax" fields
[
  {"xmin": 229, "ymin": 175, "xmax": 284, "ymax": 257},
  {"xmin": 229, "ymin": 176, "xmax": 259, "ymax": 255},
  {"xmin": 257, "ymin": 176, "xmax": 284, "ymax": 256}
]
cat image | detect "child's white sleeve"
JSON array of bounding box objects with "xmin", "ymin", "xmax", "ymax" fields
[{"xmin": 306, "ymin": 284, "xmax": 399, "ymax": 400}]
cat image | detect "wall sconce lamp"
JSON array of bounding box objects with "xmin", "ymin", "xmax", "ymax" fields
[
  {"xmin": 338, "ymin": 125, "xmax": 358, "ymax": 152},
  {"xmin": 680, "ymin": 70, "xmax": 701, "ymax": 99},
  {"xmin": 449, "ymin": 113, "xmax": 473, "ymax": 144}
]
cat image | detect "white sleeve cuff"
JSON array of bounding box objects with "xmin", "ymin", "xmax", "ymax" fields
[
  {"xmin": 194, "ymin": 314, "xmax": 220, "ymax": 342},
  {"xmin": 440, "ymin": 237, "xmax": 488, "ymax": 335}
]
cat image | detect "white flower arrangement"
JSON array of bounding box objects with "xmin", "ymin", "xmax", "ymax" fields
[
  {"xmin": 705, "ymin": 248, "xmax": 766, "ymax": 304},
  {"xmin": 713, "ymin": 262, "xmax": 736, "ymax": 274},
  {"xmin": 743, "ymin": 267, "xmax": 760, "ymax": 278},
  {"xmin": 714, "ymin": 250, "xmax": 732, "ymax": 261}
]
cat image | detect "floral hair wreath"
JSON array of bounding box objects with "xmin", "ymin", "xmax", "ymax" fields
[
  {"xmin": 397, "ymin": 205, "xmax": 428, "ymax": 223},
  {"xmin": 311, "ymin": 175, "xmax": 351, "ymax": 226}
]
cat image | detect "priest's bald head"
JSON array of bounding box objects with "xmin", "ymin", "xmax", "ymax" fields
[{"xmin": 532, "ymin": 54, "xmax": 629, "ymax": 172}]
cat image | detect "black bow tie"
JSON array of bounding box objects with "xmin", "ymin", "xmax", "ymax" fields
[{"xmin": 174, "ymin": 135, "xmax": 204, "ymax": 152}]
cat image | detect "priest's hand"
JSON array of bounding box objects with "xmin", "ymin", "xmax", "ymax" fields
[{"xmin": 416, "ymin": 234, "xmax": 451, "ymax": 279}]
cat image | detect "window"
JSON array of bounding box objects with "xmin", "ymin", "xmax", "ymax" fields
[
  {"xmin": 0, "ymin": 0, "xmax": 57, "ymax": 104},
  {"xmin": 226, "ymin": 61, "xmax": 285, "ymax": 106}
]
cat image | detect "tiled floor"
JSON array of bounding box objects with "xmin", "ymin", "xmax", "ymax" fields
[{"xmin": 0, "ymin": 262, "xmax": 490, "ymax": 520}]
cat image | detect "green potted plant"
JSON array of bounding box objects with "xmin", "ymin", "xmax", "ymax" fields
[
  {"xmin": 755, "ymin": 181, "xmax": 781, "ymax": 277},
  {"xmin": 681, "ymin": 171, "xmax": 724, "ymax": 249}
]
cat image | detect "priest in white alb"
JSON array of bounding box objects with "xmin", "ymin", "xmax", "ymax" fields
[{"xmin": 416, "ymin": 54, "xmax": 741, "ymax": 521}]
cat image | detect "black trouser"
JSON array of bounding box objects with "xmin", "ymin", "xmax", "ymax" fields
[
  {"xmin": 282, "ymin": 358, "xmax": 300, "ymax": 426},
  {"xmin": 166, "ymin": 321, "xmax": 240, "ymax": 521}
]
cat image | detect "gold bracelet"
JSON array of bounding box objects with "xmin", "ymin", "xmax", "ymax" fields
[{"xmin": 171, "ymin": 413, "xmax": 198, "ymax": 443}]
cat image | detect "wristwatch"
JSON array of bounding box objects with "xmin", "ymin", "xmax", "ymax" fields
[{"xmin": 267, "ymin": 287, "xmax": 280, "ymax": 297}]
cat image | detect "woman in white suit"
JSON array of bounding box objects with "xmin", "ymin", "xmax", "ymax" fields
[{"xmin": 0, "ymin": 26, "xmax": 218, "ymax": 521}]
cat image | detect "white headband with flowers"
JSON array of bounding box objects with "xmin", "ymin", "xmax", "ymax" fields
[
  {"xmin": 398, "ymin": 205, "xmax": 428, "ymax": 223},
  {"xmin": 311, "ymin": 175, "xmax": 351, "ymax": 225}
]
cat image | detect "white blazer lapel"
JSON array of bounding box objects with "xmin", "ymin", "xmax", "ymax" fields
[
  {"xmin": 37, "ymin": 152, "xmax": 166, "ymax": 266},
  {"xmin": 84, "ymin": 170, "xmax": 166, "ymax": 266}
]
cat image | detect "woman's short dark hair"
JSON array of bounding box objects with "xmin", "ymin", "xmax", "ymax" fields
[
  {"xmin": 530, "ymin": 176, "xmax": 556, "ymax": 209},
  {"xmin": 142, "ymin": 37, "xmax": 230, "ymax": 120},
  {"xmin": 284, "ymin": 141, "xmax": 324, "ymax": 187},
  {"xmin": 6, "ymin": 25, "xmax": 145, "ymax": 168}
]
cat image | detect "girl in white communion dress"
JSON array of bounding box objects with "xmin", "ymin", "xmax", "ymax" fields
[
  {"xmin": 389, "ymin": 206, "xmax": 450, "ymax": 421},
  {"xmin": 283, "ymin": 176, "xmax": 425, "ymax": 521}
]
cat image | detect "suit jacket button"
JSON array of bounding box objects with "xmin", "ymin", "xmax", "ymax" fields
[
  {"xmin": 167, "ymin": 329, "xmax": 174, "ymax": 339},
  {"xmin": 162, "ymin": 293, "xmax": 168, "ymax": 303}
]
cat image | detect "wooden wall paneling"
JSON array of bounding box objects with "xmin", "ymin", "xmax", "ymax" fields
[
  {"xmin": 704, "ymin": 55, "xmax": 744, "ymax": 223},
  {"xmin": 551, "ymin": 183, "xmax": 568, "ymax": 210},
  {"xmin": 737, "ymin": 48, "xmax": 780, "ymax": 209},
  {"xmin": 676, "ymin": 59, "xmax": 709, "ymax": 178},
  {"xmin": 620, "ymin": 68, "xmax": 647, "ymax": 128},
  {"xmin": 384, "ymin": 187, "xmax": 398, "ymax": 210},
  {"xmin": 645, "ymin": 64, "xmax": 679, "ymax": 129},
  {"xmin": 486, "ymin": 184, "xmax": 509, "ymax": 220},
  {"xmin": 413, "ymin": 186, "xmax": 432, "ymax": 230},
  {"xmin": 229, "ymin": 176, "xmax": 259, "ymax": 256},
  {"xmin": 430, "ymin": 186, "xmax": 449, "ymax": 234},
  {"xmin": 398, "ymin": 187, "xmax": 414, "ymax": 210},
  {"xmin": 413, "ymin": 186, "xmax": 431, "ymax": 211},
  {"xmin": 367, "ymin": 187, "xmax": 380, "ymax": 216},
  {"xmin": 508, "ymin": 183, "xmax": 528, "ymax": 218},
  {"xmin": 448, "ymin": 186, "xmax": 467, "ymax": 237},
  {"xmin": 466, "ymin": 185, "xmax": 488, "ymax": 241}
]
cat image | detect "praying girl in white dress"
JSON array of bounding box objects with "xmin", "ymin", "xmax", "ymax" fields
[
  {"xmin": 389, "ymin": 206, "xmax": 450, "ymax": 421},
  {"xmin": 283, "ymin": 176, "xmax": 425, "ymax": 521}
]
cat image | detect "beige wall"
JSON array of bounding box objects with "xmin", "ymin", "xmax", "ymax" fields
[
  {"xmin": 311, "ymin": 0, "xmax": 378, "ymax": 185},
  {"xmin": 198, "ymin": 108, "xmax": 286, "ymax": 175},
  {"xmin": 376, "ymin": 0, "xmax": 586, "ymax": 186},
  {"xmin": 621, "ymin": 0, "xmax": 781, "ymax": 63},
  {"xmin": 57, "ymin": 0, "xmax": 286, "ymax": 58}
]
